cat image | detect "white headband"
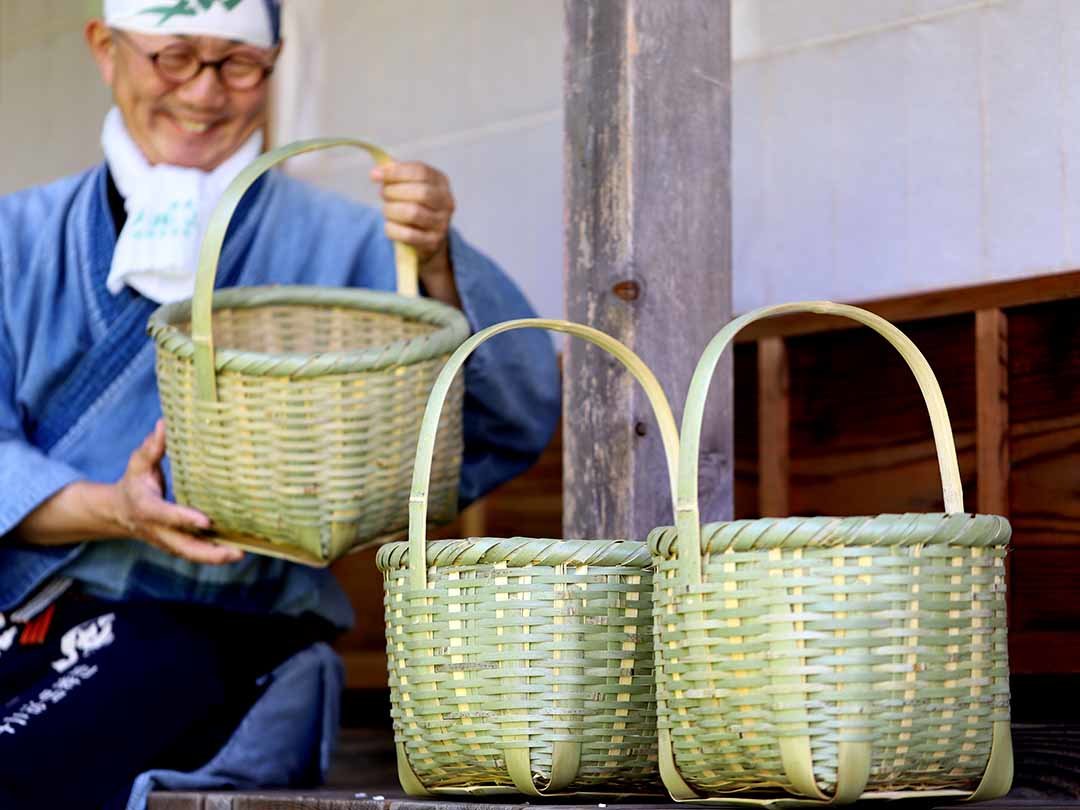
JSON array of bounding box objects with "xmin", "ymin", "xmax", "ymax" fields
[{"xmin": 104, "ymin": 0, "xmax": 276, "ymax": 48}]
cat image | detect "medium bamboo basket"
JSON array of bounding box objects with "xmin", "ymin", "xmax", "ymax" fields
[
  {"xmin": 649, "ymin": 302, "xmax": 1013, "ymax": 807},
  {"xmin": 378, "ymin": 319, "xmax": 675, "ymax": 797},
  {"xmin": 149, "ymin": 139, "xmax": 469, "ymax": 566}
]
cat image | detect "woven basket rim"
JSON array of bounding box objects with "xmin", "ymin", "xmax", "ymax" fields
[
  {"xmin": 648, "ymin": 512, "xmax": 1011, "ymax": 557},
  {"xmin": 376, "ymin": 535, "xmax": 652, "ymax": 571},
  {"xmin": 148, "ymin": 285, "xmax": 470, "ymax": 377}
]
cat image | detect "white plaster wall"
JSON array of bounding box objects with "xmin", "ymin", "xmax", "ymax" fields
[
  {"xmin": 733, "ymin": 0, "xmax": 1080, "ymax": 310},
  {"xmin": 0, "ymin": 1, "xmax": 111, "ymax": 194},
  {"xmin": 272, "ymin": 0, "xmax": 564, "ymax": 321},
  {"xmin": 4, "ymin": 1, "xmax": 1077, "ymax": 315}
]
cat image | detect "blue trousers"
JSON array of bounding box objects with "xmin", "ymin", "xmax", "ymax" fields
[{"xmin": 0, "ymin": 585, "xmax": 331, "ymax": 810}]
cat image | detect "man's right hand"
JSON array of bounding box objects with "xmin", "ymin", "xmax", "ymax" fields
[{"xmin": 13, "ymin": 420, "xmax": 243, "ymax": 565}]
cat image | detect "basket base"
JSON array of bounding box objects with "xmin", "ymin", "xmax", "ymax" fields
[
  {"xmin": 208, "ymin": 528, "xmax": 333, "ymax": 567},
  {"xmin": 207, "ymin": 524, "xmax": 413, "ymax": 567}
]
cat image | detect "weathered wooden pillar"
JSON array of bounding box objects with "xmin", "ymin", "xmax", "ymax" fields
[{"xmin": 563, "ymin": 1, "xmax": 733, "ymax": 540}]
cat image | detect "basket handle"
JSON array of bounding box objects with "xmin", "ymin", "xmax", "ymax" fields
[
  {"xmin": 675, "ymin": 301, "xmax": 962, "ymax": 586},
  {"xmin": 192, "ymin": 137, "xmax": 419, "ymax": 403},
  {"xmin": 407, "ymin": 318, "xmax": 679, "ymax": 590}
]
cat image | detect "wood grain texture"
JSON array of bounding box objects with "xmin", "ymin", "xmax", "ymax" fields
[
  {"xmin": 150, "ymin": 720, "xmax": 1080, "ymax": 807},
  {"xmin": 1009, "ymin": 415, "xmax": 1080, "ymax": 546},
  {"xmin": 976, "ymin": 308, "xmax": 1012, "ymax": 611},
  {"xmin": 150, "ymin": 796, "xmax": 234, "ymax": 810},
  {"xmin": 1007, "ymin": 300, "xmax": 1080, "ymax": 555},
  {"xmin": 1010, "ymin": 549, "xmax": 1080, "ymax": 632},
  {"xmin": 757, "ymin": 336, "xmax": 789, "ymax": 517},
  {"xmin": 1010, "ymin": 632, "xmax": 1080, "ymax": 675},
  {"xmin": 733, "ymin": 342, "xmax": 759, "ymax": 519},
  {"xmin": 480, "ymin": 422, "xmax": 563, "ymax": 540},
  {"xmin": 563, "ymin": 0, "xmax": 733, "ymax": 540},
  {"xmin": 1011, "ymin": 724, "xmax": 1080, "ymax": 797},
  {"xmin": 150, "ymin": 793, "xmax": 1080, "ymax": 809},
  {"xmin": 977, "ymin": 309, "xmax": 1010, "ymax": 517},
  {"xmin": 735, "ymin": 268, "xmax": 1080, "ymax": 342},
  {"xmin": 784, "ymin": 315, "xmax": 977, "ymax": 517}
]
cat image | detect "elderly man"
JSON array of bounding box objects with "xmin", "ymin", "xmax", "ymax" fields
[{"xmin": 0, "ymin": 1, "xmax": 559, "ymax": 808}]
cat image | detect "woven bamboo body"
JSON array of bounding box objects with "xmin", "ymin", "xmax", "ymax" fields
[
  {"xmin": 649, "ymin": 302, "xmax": 1013, "ymax": 806},
  {"xmin": 379, "ymin": 319, "xmax": 676, "ymax": 797},
  {"xmin": 379, "ymin": 536, "xmax": 657, "ymax": 794},
  {"xmin": 149, "ymin": 140, "xmax": 468, "ymax": 566}
]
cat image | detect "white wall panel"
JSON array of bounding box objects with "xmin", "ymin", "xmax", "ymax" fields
[
  {"xmin": 296, "ymin": 111, "xmax": 564, "ymax": 324},
  {"xmin": 733, "ymin": 0, "xmax": 1080, "ymax": 309},
  {"xmin": 0, "ymin": 1, "xmax": 110, "ymax": 193},
  {"xmin": 752, "ymin": 48, "xmax": 837, "ymax": 307},
  {"xmin": 741, "ymin": 0, "xmax": 915, "ymax": 59},
  {"xmin": 905, "ymin": 12, "xmax": 982, "ymax": 288},
  {"xmin": 830, "ymin": 29, "xmax": 909, "ymax": 301},
  {"xmin": 1061, "ymin": 0, "xmax": 1080, "ymax": 267},
  {"xmin": 981, "ymin": 0, "xmax": 1063, "ymax": 280},
  {"xmin": 4, "ymin": 1, "xmax": 1077, "ymax": 315},
  {"xmin": 273, "ymin": 0, "xmax": 563, "ymax": 320},
  {"xmin": 731, "ymin": 58, "xmax": 767, "ymax": 309}
]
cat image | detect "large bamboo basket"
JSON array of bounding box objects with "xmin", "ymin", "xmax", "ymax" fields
[
  {"xmin": 377, "ymin": 319, "xmax": 675, "ymax": 797},
  {"xmin": 649, "ymin": 302, "xmax": 1013, "ymax": 807},
  {"xmin": 149, "ymin": 139, "xmax": 469, "ymax": 566}
]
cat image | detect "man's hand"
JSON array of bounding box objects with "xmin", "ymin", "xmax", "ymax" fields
[
  {"xmin": 112, "ymin": 420, "xmax": 242, "ymax": 565},
  {"xmin": 371, "ymin": 161, "xmax": 461, "ymax": 307}
]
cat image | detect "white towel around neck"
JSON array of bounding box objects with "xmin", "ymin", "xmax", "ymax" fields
[{"xmin": 102, "ymin": 107, "xmax": 262, "ymax": 303}]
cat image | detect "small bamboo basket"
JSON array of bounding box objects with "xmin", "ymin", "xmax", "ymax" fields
[
  {"xmin": 149, "ymin": 139, "xmax": 469, "ymax": 566},
  {"xmin": 378, "ymin": 318, "xmax": 677, "ymax": 797},
  {"xmin": 649, "ymin": 302, "xmax": 1013, "ymax": 807}
]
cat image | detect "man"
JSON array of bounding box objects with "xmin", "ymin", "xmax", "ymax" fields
[{"xmin": 0, "ymin": 1, "xmax": 559, "ymax": 808}]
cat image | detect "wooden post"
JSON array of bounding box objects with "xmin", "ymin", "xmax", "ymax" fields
[
  {"xmin": 975, "ymin": 308, "xmax": 1010, "ymax": 517},
  {"xmin": 975, "ymin": 307, "xmax": 1011, "ymax": 616},
  {"xmin": 757, "ymin": 337, "xmax": 790, "ymax": 518},
  {"xmin": 563, "ymin": 0, "xmax": 732, "ymax": 540}
]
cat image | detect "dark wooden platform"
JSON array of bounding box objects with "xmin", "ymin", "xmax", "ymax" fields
[
  {"xmin": 147, "ymin": 791, "xmax": 1080, "ymax": 809},
  {"xmin": 149, "ymin": 722, "xmax": 1080, "ymax": 810}
]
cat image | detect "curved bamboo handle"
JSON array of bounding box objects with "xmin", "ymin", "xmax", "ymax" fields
[
  {"xmin": 192, "ymin": 137, "xmax": 419, "ymax": 402},
  {"xmin": 676, "ymin": 301, "xmax": 962, "ymax": 586},
  {"xmin": 407, "ymin": 318, "xmax": 679, "ymax": 590}
]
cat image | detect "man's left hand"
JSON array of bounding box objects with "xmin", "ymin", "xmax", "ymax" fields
[{"xmin": 371, "ymin": 162, "xmax": 459, "ymax": 305}]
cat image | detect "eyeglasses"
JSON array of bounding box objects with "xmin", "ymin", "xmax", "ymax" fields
[{"xmin": 111, "ymin": 28, "xmax": 277, "ymax": 91}]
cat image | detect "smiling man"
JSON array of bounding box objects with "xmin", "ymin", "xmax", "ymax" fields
[{"xmin": 0, "ymin": 1, "xmax": 559, "ymax": 808}]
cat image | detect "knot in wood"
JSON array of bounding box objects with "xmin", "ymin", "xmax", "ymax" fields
[{"xmin": 612, "ymin": 280, "xmax": 641, "ymax": 301}]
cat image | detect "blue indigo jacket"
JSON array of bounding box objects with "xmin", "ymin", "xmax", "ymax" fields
[{"xmin": 0, "ymin": 163, "xmax": 560, "ymax": 623}]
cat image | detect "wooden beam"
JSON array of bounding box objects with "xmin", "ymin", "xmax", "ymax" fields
[
  {"xmin": 563, "ymin": 0, "xmax": 733, "ymax": 539},
  {"xmin": 735, "ymin": 268, "xmax": 1080, "ymax": 342},
  {"xmin": 976, "ymin": 308, "xmax": 1010, "ymax": 516},
  {"xmin": 757, "ymin": 337, "xmax": 790, "ymax": 517},
  {"xmin": 975, "ymin": 308, "xmax": 1011, "ymax": 617}
]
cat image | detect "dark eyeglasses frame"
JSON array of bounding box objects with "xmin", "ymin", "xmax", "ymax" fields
[{"xmin": 110, "ymin": 28, "xmax": 278, "ymax": 90}]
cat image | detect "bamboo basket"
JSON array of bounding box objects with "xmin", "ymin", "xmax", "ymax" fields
[
  {"xmin": 378, "ymin": 318, "xmax": 676, "ymax": 797},
  {"xmin": 148, "ymin": 139, "xmax": 469, "ymax": 566},
  {"xmin": 649, "ymin": 302, "xmax": 1013, "ymax": 807}
]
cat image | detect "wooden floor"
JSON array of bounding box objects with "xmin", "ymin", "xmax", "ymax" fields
[
  {"xmin": 146, "ymin": 795, "xmax": 1080, "ymax": 810},
  {"xmin": 149, "ymin": 722, "xmax": 1080, "ymax": 810}
]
